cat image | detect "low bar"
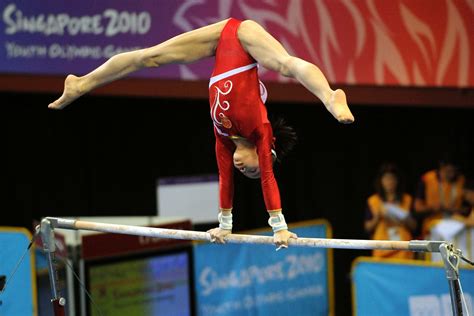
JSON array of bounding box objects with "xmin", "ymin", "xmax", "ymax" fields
[{"xmin": 45, "ymin": 217, "xmax": 443, "ymax": 252}]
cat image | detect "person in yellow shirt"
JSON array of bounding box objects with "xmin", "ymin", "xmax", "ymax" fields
[
  {"xmin": 414, "ymin": 156, "xmax": 466, "ymax": 238},
  {"xmin": 365, "ymin": 164, "xmax": 416, "ymax": 259},
  {"xmin": 457, "ymin": 180, "xmax": 474, "ymax": 261},
  {"xmin": 462, "ymin": 180, "xmax": 474, "ymax": 227}
]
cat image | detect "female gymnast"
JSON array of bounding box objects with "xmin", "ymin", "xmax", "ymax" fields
[{"xmin": 48, "ymin": 18, "xmax": 354, "ymax": 249}]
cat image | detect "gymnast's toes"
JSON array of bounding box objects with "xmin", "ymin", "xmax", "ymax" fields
[{"xmin": 338, "ymin": 115, "xmax": 355, "ymax": 124}]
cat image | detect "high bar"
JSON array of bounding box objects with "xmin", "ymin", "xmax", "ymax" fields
[{"xmin": 43, "ymin": 217, "xmax": 444, "ymax": 253}]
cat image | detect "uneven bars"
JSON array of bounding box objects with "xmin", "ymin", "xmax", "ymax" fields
[{"xmin": 44, "ymin": 217, "xmax": 443, "ymax": 253}]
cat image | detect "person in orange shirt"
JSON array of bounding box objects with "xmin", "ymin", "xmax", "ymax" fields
[
  {"xmin": 365, "ymin": 164, "xmax": 416, "ymax": 259},
  {"xmin": 463, "ymin": 180, "xmax": 474, "ymax": 227},
  {"xmin": 458, "ymin": 180, "xmax": 474, "ymax": 261},
  {"xmin": 414, "ymin": 156, "xmax": 467, "ymax": 238}
]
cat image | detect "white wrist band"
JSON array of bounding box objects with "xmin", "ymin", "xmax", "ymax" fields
[
  {"xmin": 268, "ymin": 213, "xmax": 288, "ymax": 233},
  {"xmin": 218, "ymin": 212, "xmax": 233, "ymax": 230}
]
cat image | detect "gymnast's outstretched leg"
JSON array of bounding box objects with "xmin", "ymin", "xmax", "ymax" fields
[{"xmin": 237, "ymin": 20, "xmax": 353, "ymax": 123}]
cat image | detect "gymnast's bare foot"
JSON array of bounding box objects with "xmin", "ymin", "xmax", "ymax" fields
[
  {"xmin": 326, "ymin": 89, "xmax": 354, "ymax": 124},
  {"xmin": 48, "ymin": 74, "xmax": 84, "ymax": 110}
]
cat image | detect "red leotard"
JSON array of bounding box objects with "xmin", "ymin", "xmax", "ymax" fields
[{"xmin": 209, "ymin": 18, "xmax": 281, "ymax": 212}]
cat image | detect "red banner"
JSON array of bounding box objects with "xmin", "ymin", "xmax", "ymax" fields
[
  {"xmin": 1, "ymin": 0, "xmax": 473, "ymax": 88},
  {"xmin": 176, "ymin": 0, "xmax": 474, "ymax": 87}
]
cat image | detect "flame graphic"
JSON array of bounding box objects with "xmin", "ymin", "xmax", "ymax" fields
[{"xmin": 172, "ymin": 0, "xmax": 473, "ymax": 87}]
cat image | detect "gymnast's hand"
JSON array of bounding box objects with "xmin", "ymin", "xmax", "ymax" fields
[
  {"xmin": 207, "ymin": 227, "xmax": 232, "ymax": 244},
  {"xmin": 273, "ymin": 229, "xmax": 298, "ymax": 251},
  {"xmin": 48, "ymin": 74, "xmax": 84, "ymax": 110}
]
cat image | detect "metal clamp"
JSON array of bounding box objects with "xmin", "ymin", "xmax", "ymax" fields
[
  {"xmin": 39, "ymin": 218, "xmax": 66, "ymax": 316},
  {"xmin": 439, "ymin": 243, "xmax": 466, "ymax": 316}
]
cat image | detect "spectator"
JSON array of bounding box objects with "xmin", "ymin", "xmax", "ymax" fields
[
  {"xmin": 455, "ymin": 180, "xmax": 474, "ymax": 262},
  {"xmin": 463, "ymin": 179, "xmax": 474, "ymax": 226},
  {"xmin": 414, "ymin": 155, "xmax": 466, "ymax": 239},
  {"xmin": 365, "ymin": 163, "xmax": 416, "ymax": 259}
]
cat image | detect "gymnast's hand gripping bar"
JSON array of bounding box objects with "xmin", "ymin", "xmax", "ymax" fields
[{"xmin": 44, "ymin": 217, "xmax": 444, "ymax": 253}]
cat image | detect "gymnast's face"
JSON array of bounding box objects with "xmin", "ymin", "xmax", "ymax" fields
[{"xmin": 233, "ymin": 146, "xmax": 261, "ymax": 179}]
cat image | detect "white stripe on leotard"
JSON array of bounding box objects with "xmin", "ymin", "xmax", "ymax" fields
[{"xmin": 209, "ymin": 63, "xmax": 257, "ymax": 87}]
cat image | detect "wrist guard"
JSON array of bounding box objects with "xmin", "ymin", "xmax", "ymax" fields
[
  {"xmin": 268, "ymin": 213, "xmax": 288, "ymax": 233},
  {"xmin": 218, "ymin": 212, "xmax": 233, "ymax": 230}
]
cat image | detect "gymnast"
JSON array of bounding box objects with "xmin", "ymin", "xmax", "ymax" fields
[{"xmin": 49, "ymin": 18, "xmax": 354, "ymax": 250}]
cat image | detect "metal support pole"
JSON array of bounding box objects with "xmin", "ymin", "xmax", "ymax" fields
[
  {"xmin": 439, "ymin": 243, "xmax": 465, "ymax": 316},
  {"xmin": 39, "ymin": 218, "xmax": 66, "ymax": 316}
]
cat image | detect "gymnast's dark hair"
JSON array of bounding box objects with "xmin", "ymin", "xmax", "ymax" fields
[{"xmin": 270, "ymin": 117, "xmax": 297, "ymax": 163}]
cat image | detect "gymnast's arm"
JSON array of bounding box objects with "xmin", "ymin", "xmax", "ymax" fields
[
  {"xmin": 254, "ymin": 125, "xmax": 297, "ymax": 248},
  {"xmin": 215, "ymin": 134, "xmax": 235, "ymax": 213},
  {"xmin": 207, "ymin": 134, "xmax": 235, "ymax": 243},
  {"xmin": 48, "ymin": 19, "xmax": 229, "ymax": 109},
  {"xmin": 254, "ymin": 125, "xmax": 282, "ymax": 214}
]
